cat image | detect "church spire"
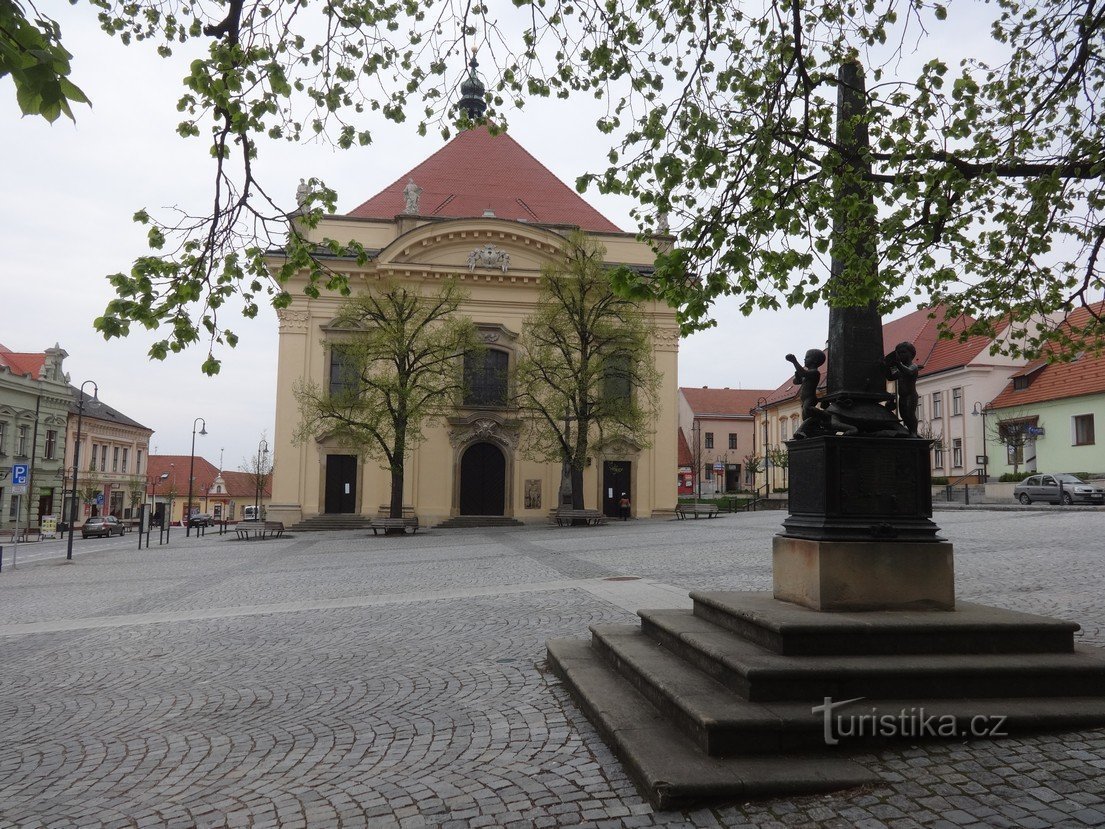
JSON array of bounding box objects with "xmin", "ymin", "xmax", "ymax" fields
[{"xmin": 458, "ymin": 49, "xmax": 487, "ymax": 122}]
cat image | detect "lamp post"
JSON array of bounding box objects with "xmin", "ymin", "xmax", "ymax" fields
[
  {"xmin": 186, "ymin": 417, "xmax": 207, "ymax": 537},
  {"xmin": 752, "ymin": 396, "xmax": 769, "ymax": 494},
  {"xmin": 255, "ymin": 438, "xmax": 269, "ymax": 518},
  {"xmin": 972, "ymin": 402, "xmax": 990, "ymax": 482},
  {"xmin": 66, "ymin": 380, "xmax": 98, "ymax": 561}
]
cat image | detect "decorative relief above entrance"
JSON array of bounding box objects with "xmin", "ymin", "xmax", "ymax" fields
[
  {"xmin": 448, "ymin": 413, "xmax": 520, "ymax": 449},
  {"xmin": 467, "ymin": 243, "xmax": 511, "ymax": 273}
]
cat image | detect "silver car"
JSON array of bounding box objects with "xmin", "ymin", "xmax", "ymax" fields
[{"xmin": 1014, "ymin": 474, "xmax": 1105, "ymax": 505}]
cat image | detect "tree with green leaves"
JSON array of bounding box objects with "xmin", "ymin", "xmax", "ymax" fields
[
  {"xmin": 0, "ymin": 1, "xmax": 88, "ymax": 121},
  {"xmin": 12, "ymin": 2, "xmax": 1101, "ymax": 368},
  {"xmin": 513, "ymin": 232, "xmax": 660, "ymax": 511},
  {"xmin": 294, "ymin": 280, "xmax": 480, "ymax": 523},
  {"xmin": 77, "ymin": 467, "xmax": 103, "ymax": 515},
  {"xmin": 126, "ymin": 475, "xmax": 147, "ymax": 516},
  {"xmin": 767, "ymin": 446, "xmax": 790, "ymax": 490}
]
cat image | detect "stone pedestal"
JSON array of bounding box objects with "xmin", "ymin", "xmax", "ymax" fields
[{"xmin": 773, "ymin": 535, "xmax": 955, "ymax": 611}]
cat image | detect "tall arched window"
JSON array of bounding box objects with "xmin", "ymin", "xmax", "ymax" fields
[{"xmin": 464, "ymin": 349, "xmax": 509, "ymax": 406}]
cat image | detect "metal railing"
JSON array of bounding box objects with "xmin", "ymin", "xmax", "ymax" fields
[{"xmin": 945, "ymin": 468, "xmax": 984, "ymax": 505}]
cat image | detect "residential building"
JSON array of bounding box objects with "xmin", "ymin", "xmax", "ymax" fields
[
  {"xmin": 754, "ymin": 305, "xmax": 1029, "ymax": 486},
  {"xmin": 267, "ymin": 119, "xmax": 679, "ymax": 525},
  {"xmin": 988, "ymin": 303, "xmax": 1105, "ymax": 476},
  {"xmin": 65, "ymin": 388, "xmax": 153, "ymax": 525},
  {"xmin": 678, "ymin": 387, "xmax": 773, "ymax": 495},
  {"xmin": 0, "ymin": 343, "xmax": 71, "ymax": 529}
]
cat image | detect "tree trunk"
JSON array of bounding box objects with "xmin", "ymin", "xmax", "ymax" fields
[
  {"xmin": 571, "ymin": 465, "xmax": 585, "ymax": 510},
  {"xmin": 388, "ymin": 426, "xmax": 406, "ymax": 532}
]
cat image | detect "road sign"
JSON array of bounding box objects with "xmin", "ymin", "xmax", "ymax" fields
[
  {"xmin": 11, "ymin": 464, "xmax": 28, "ymax": 485},
  {"xmin": 95, "ymin": 493, "xmax": 104, "ymax": 505}
]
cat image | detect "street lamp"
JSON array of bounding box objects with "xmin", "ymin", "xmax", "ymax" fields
[
  {"xmin": 186, "ymin": 417, "xmax": 207, "ymax": 537},
  {"xmin": 972, "ymin": 401, "xmax": 990, "ymax": 482},
  {"xmin": 751, "ymin": 396, "xmax": 769, "ymax": 494},
  {"xmin": 66, "ymin": 380, "xmax": 98, "ymax": 561},
  {"xmin": 255, "ymin": 438, "xmax": 269, "ymax": 518}
]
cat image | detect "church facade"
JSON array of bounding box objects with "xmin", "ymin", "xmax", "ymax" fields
[{"xmin": 267, "ymin": 126, "xmax": 680, "ymax": 527}]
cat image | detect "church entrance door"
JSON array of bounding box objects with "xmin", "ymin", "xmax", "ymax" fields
[
  {"xmin": 459, "ymin": 442, "xmax": 506, "ymax": 515},
  {"xmin": 324, "ymin": 454, "xmax": 358, "ymax": 514},
  {"xmin": 602, "ymin": 461, "xmax": 631, "ymax": 518}
]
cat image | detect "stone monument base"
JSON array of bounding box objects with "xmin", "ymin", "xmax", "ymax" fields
[{"xmin": 772, "ymin": 535, "xmax": 955, "ymax": 611}]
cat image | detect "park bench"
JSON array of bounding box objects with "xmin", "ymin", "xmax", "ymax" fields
[
  {"xmin": 234, "ymin": 520, "xmax": 286, "ymax": 540},
  {"xmin": 553, "ymin": 508, "xmax": 608, "ymax": 527},
  {"xmin": 675, "ymin": 503, "xmax": 719, "ymax": 519},
  {"xmin": 369, "ymin": 517, "xmax": 419, "ymax": 535}
]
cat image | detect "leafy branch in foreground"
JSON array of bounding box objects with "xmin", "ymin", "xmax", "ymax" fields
[
  {"xmin": 0, "ymin": 0, "xmax": 89, "ymax": 121},
  {"xmin": 41, "ymin": 0, "xmax": 1105, "ymax": 368}
]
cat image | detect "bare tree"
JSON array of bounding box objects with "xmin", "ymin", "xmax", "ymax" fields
[
  {"xmin": 294, "ymin": 281, "xmax": 480, "ymax": 523},
  {"xmin": 513, "ymin": 232, "xmax": 661, "ymax": 511}
]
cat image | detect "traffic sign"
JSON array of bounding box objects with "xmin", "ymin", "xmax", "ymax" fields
[{"xmin": 11, "ymin": 464, "xmax": 28, "ymax": 485}]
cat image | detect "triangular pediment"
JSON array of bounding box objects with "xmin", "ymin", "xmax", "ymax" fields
[{"xmin": 375, "ymin": 219, "xmax": 566, "ymax": 275}]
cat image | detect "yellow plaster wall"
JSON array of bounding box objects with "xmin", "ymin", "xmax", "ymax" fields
[{"xmin": 268, "ymin": 216, "xmax": 679, "ymax": 525}]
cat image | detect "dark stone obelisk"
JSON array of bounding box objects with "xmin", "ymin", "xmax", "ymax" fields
[
  {"xmin": 776, "ymin": 61, "xmax": 949, "ymax": 610},
  {"xmin": 820, "ymin": 61, "xmax": 901, "ymax": 430}
]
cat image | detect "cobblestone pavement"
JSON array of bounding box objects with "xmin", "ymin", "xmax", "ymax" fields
[{"xmin": 2, "ymin": 510, "xmax": 1105, "ymax": 828}]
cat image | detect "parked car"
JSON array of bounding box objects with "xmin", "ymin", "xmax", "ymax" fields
[
  {"xmin": 82, "ymin": 516, "xmax": 126, "ymax": 538},
  {"xmin": 186, "ymin": 512, "xmax": 214, "ymax": 527},
  {"xmin": 1013, "ymin": 474, "xmax": 1105, "ymax": 505}
]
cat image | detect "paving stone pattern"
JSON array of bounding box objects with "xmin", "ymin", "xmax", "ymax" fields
[{"xmin": 1, "ymin": 511, "xmax": 1105, "ymax": 827}]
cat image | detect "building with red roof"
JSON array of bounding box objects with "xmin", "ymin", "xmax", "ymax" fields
[
  {"xmin": 753, "ymin": 305, "xmax": 1032, "ymax": 487},
  {"xmin": 267, "ymin": 89, "xmax": 680, "ymax": 524},
  {"xmin": 678, "ymin": 387, "xmax": 774, "ymax": 495},
  {"xmin": 987, "ymin": 303, "xmax": 1105, "ymax": 477},
  {"xmin": 0, "ymin": 342, "xmax": 72, "ymax": 531},
  {"xmin": 145, "ymin": 455, "xmax": 273, "ymax": 525}
]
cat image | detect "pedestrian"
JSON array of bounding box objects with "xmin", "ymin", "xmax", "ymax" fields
[{"xmin": 618, "ymin": 492, "xmax": 631, "ymax": 521}]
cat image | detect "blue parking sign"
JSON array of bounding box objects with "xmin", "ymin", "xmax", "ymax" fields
[{"xmin": 11, "ymin": 464, "xmax": 28, "ymax": 485}]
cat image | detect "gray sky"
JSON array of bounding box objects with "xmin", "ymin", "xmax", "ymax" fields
[{"xmin": 2, "ymin": 8, "xmax": 839, "ymax": 467}]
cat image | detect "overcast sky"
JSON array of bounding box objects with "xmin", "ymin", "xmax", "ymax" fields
[{"xmin": 2, "ymin": 9, "xmax": 850, "ymax": 467}]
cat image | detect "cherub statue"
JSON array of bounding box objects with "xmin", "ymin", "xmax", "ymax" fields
[
  {"xmin": 786, "ymin": 349, "xmax": 828, "ymax": 439},
  {"xmin": 883, "ymin": 341, "xmax": 922, "ymax": 436}
]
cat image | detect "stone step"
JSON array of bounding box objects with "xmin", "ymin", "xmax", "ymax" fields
[
  {"xmin": 435, "ymin": 516, "xmax": 525, "ymax": 529},
  {"xmin": 638, "ymin": 608, "xmax": 1105, "ymax": 702},
  {"xmin": 690, "ymin": 591, "xmax": 1078, "ymax": 656},
  {"xmin": 587, "ymin": 624, "xmax": 1105, "ymax": 757},
  {"xmin": 545, "ymin": 637, "xmax": 876, "ymax": 809}
]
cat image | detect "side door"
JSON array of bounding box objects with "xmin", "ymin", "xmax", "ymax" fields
[{"xmin": 1038, "ymin": 475, "xmax": 1058, "ymax": 502}]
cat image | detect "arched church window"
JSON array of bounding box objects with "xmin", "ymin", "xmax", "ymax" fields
[{"xmin": 464, "ymin": 349, "xmax": 509, "ymax": 406}]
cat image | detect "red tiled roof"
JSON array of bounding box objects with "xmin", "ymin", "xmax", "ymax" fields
[
  {"xmin": 347, "ymin": 127, "xmax": 622, "ymax": 232},
  {"xmin": 219, "ymin": 470, "xmax": 272, "ymax": 499},
  {"xmin": 0, "ymin": 345, "xmax": 47, "ymax": 379},
  {"xmin": 990, "ymin": 303, "xmax": 1105, "ymax": 409},
  {"xmin": 146, "ymin": 455, "xmax": 221, "ymax": 495},
  {"xmin": 680, "ymin": 387, "xmax": 776, "ymax": 417},
  {"xmin": 677, "ymin": 428, "xmax": 693, "ymax": 466}
]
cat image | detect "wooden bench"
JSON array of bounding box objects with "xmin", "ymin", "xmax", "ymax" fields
[
  {"xmin": 553, "ymin": 509, "xmax": 608, "ymax": 527},
  {"xmin": 675, "ymin": 504, "xmax": 720, "ymax": 519},
  {"xmin": 234, "ymin": 520, "xmax": 286, "ymax": 540},
  {"xmin": 369, "ymin": 517, "xmax": 419, "ymax": 535}
]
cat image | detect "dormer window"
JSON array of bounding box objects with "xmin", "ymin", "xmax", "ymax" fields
[{"xmin": 1013, "ymin": 376, "xmax": 1029, "ymax": 391}]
